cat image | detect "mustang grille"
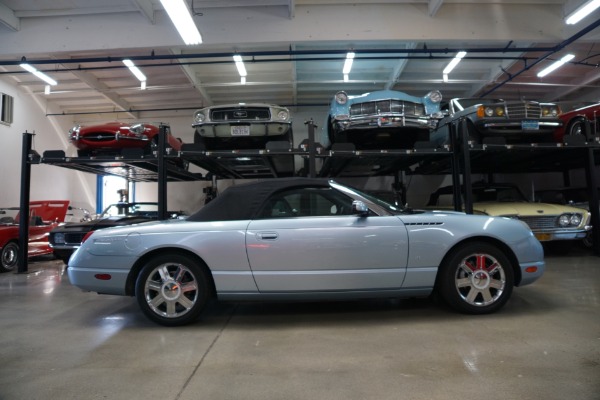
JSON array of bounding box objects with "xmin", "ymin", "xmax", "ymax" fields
[
  {"xmin": 211, "ymin": 108, "xmax": 271, "ymax": 121},
  {"xmin": 350, "ymin": 100, "xmax": 425, "ymax": 117},
  {"xmin": 517, "ymin": 216, "xmax": 559, "ymax": 230},
  {"xmin": 53, "ymin": 233, "xmax": 87, "ymax": 245},
  {"xmin": 506, "ymin": 102, "xmax": 542, "ymax": 119}
]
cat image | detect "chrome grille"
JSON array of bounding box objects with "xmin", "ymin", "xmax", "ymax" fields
[
  {"xmin": 211, "ymin": 108, "xmax": 270, "ymax": 121},
  {"xmin": 350, "ymin": 100, "xmax": 425, "ymax": 117},
  {"xmin": 517, "ymin": 216, "xmax": 558, "ymax": 230},
  {"xmin": 83, "ymin": 133, "xmax": 116, "ymax": 142},
  {"xmin": 506, "ymin": 102, "xmax": 541, "ymax": 119}
]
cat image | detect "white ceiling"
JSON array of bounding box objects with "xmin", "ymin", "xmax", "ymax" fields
[{"xmin": 0, "ymin": 0, "xmax": 599, "ymax": 122}]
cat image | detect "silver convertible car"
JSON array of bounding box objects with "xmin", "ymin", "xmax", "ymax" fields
[{"xmin": 68, "ymin": 178, "xmax": 545, "ymax": 326}]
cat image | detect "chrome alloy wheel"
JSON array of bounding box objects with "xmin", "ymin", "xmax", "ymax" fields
[
  {"xmin": 143, "ymin": 263, "xmax": 199, "ymax": 319},
  {"xmin": 455, "ymin": 253, "xmax": 506, "ymax": 307}
]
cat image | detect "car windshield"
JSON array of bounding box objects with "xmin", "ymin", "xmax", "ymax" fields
[
  {"xmin": 101, "ymin": 203, "xmax": 159, "ymax": 218},
  {"xmin": 472, "ymin": 187, "xmax": 528, "ymax": 202},
  {"xmin": 330, "ymin": 182, "xmax": 406, "ymax": 214}
]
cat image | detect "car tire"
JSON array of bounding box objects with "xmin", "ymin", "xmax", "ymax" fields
[
  {"xmin": 437, "ymin": 242, "xmax": 514, "ymax": 314},
  {"xmin": 1, "ymin": 241, "xmax": 19, "ymax": 273},
  {"xmin": 565, "ymin": 118, "xmax": 588, "ymax": 141},
  {"xmin": 135, "ymin": 253, "xmax": 212, "ymax": 326}
]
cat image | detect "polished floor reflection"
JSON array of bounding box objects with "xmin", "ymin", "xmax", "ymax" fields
[{"xmin": 0, "ymin": 245, "xmax": 598, "ymax": 400}]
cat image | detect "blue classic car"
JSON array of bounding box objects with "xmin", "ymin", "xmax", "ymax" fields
[
  {"xmin": 322, "ymin": 90, "xmax": 443, "ymax": 149},
  {"xmin": 431, "ymin": 98, "xmax": 562, "ymax": 146}
]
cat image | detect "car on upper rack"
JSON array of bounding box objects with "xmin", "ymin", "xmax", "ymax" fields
[
  {"xmin": 425, "ymin": 182, "xmax": 591, "ymax": 243},
  {"xmin": 430, "ymin": 98, "xmax": 563, "ymax": 146},
  {"xmin": 49, "ymin": 201, "xmax": 186, "ymax": 263},
  {"xmin": 322, "ymin": 89, "xmax": 443, "ymax": 150},
  {"xmin": 192, "ymin": 103, "xmax": 293, "ymax": 150},
  {"xmin": 1, "ymin": 200, "xmax": 70, "ymax": 272},
  {"xmin": 69, "ymin": 121, "xmax": 185, "ymax": 157},
  {"xmin": 68, "ymin": 178, "xmax": 545, "ymax": 326},
  {"xmin": 553, "ymin": 102, "xmax": 600, "ymax": 143}
]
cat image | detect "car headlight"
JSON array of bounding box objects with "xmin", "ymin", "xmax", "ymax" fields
[
  {"xmin": 558, "ymin": 213, "xmax": 582, "ymax": 227},
  {"xmin": 276, "ymin": 109, "xmax": 289, "ymax": 121},
  {"xmin": 129, "ymin": 124, "xmax": 145, "ymax": 137},
  {"xmin": 194, "ymin": 111, "xmax": 206, "ymax": 123},
  {"xmin": 426, "ymin": 90, "xmax": 443, "ymax": 103},
  {"xmin": 53, "ymin": 233, "xmax": 65, "ymax": 244},
  {"xmin": 541, "ymin": 106, "xmax": 560, "ymax": 117},
  {"xmin": 68, "ymin": 125, "xmax": 80, "ymax": 141},
  {"xmin": 335, "ymin": 91, "xmax": 348, "ymax": 105}
]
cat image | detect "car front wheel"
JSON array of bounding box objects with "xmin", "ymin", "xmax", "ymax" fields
[
  {"xmin": 437, "ymin": 242, "xmax": 514, "ymax": 314},
  {"xmin": 135, "ymin": 253, "xmax": 211, "ymax": 326},
  {"xmin": 0, "ymin": 241, "xmax": 19, "ymax": 272}
]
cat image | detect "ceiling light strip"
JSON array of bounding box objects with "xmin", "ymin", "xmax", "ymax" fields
[
  {"xmin": 442, "ymin": 51, "xmax": 467, "ymax": 75},
  {"xmin": 160, "ymin": 0, "xmax": 202, "ymax": 45},
  {"xmin": 537, "ymin": 54, "xmax": 575, "ymax": 77},
  {"xmin": 565, "ymin": 0, "xmax": 600, "ymax": 24},
  {"xmin": 19, "ymin": 63, "xmax": 58, "ymax": 85},
  {"xmin": 123, "ymin": 59, "xmax": 147, "ymax": 82},
  {"xmin": 233, "ymin": 55, "xmax": 247, "ymax": 84}
]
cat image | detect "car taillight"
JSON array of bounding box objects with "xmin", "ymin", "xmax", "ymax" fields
[{"xmin": 81, "ymin": 231, "xmax": 95, "ymax": 244}]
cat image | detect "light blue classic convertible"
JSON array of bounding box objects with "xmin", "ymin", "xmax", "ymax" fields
[
  {"xmin": 321, "ymin": 90, "xmax": 443, "ymax": 149},
  {"xmin": 68, "ymin": 178, "xmax": 545, "ymax": 326}
]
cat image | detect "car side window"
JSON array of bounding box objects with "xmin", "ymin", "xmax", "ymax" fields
[{"xmin": 257, "ymin": 187, "xmax": 355, "ymax": 219}]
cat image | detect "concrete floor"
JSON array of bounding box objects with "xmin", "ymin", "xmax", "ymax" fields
[{"xmin": 0, "ymin": 244, "xmax": 598, "ymax": 400}]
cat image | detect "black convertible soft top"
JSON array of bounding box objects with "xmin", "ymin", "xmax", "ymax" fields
[{"xmin": 188, "ymin": 178, "xmax": 331, "ymax": 222}]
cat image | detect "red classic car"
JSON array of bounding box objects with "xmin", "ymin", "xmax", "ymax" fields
[
  {"xmin": 0, "ymin": 200, "xmax": 70, "ymax": 272},
  {"xmin": 69, "ymin": 122, "xmax": 183, "ymax": 157},
  {"xmin": 554, "ymin": 103, "xmax": 600, "ymax": 143}
]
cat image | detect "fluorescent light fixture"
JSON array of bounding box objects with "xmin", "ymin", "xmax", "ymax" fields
[
  {"xmin": 141, "ymin": 80, "xmax": 147, "ymax": 90},
  {"xmin": 443, "ymin": 73, "xmax": 449, "ymax": 83},
  {"xmin": 344, "ymin": 74, "xmax": 349, "ymax": 82},
  {"xmin": 443, "ymin": 51, "xmax": 467, "ymax": 75},
  {"xmin": 241, "ymin": 76, "xmax": 246, "ymax": 85},
  {"xmin": 565, "ymin": 0, "xmax": 600, "ymax": 24},
  {"xmin": 44, "ymin": 85, "xmax": 51, "ymax": 95},
  {"xmin": 343, "ymin": 52, "xmax": 355, "ymax": 75},
  {"xmin": 123, "ymin": 59, "xmax": 147, "ymax": 82},
  {"xmin": 233, "ymin": 55, "xmax": 247, "ymax": 77},
  {"xmin": 537, "ymin": 54, "xmax": 575, "ymax": 77},
  {"xmin": 159, "ymin": 0, "xmax": 202, "ymax": 45},
  {"xmin": 19, "ymin": 63, "xmax": 57, "ymax": 86}
]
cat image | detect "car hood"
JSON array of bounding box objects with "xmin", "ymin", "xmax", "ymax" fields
[{"xmin": 472, "ymin": 202, "xmax": 589, "ymax": 217}]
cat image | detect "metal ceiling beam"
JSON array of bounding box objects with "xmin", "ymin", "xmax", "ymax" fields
[
  {"xmin": 172, "ymin": 49, "xmax": 213, "ymax": 106},
  {"xmin": 68, "ymin": 69, "xmax": 138, "ymax": 119},
  {"xmin": 131, "ymin": 0, "xmax": 156, "ymax": 24},
  {"xmin": 0, "ymin": 2, "xmax": 19, "ymax": 31},
  {"xmin": 428, "ymin": 0, "xmax": 444, "ymax": 16},
  {"xmin": 385, "ymin": 42, "xmax": 417, "ymax": 90}
]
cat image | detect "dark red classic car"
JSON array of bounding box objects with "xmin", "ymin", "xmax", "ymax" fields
[
  {"xmin": 0, "ymin": 200, "xmax": 70, "ymax": 272},
  {"xmin": 69, "ymin": 122, "xmax": 183, "ymax": 157},
  {"xmin": 554, "ymin": 103, "xmax": 600, "ymax": 143}
]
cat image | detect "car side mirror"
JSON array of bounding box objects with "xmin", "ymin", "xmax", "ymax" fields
[{"xmin": 352, "ymin": 200, "xmax": 369, "ymax": 217}]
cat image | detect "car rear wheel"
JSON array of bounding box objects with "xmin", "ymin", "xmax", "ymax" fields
[
  {"xmin": 437, "ymin": 242, "xmax": 514, "ymax": 314},
  {"xmin": 1, "ymin": 241, "xmax": 19, "ymax": 272},
  {"xmin": 566, "ymin": 118, "xmax": 588, "ymax": 141},
  {"xmin": 135, "ymin": 253, "xmax": 211, "ymax": 326}
]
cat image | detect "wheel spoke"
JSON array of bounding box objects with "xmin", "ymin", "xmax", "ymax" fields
[
  {"xmin": 173, "ymin": 266, "xmax": 186, "ymax": 283},
  {"xmin": 475, "ymin": 254, "xmax": 487, "ymax": 270},
  {"xmin": 165, "ymin": 300, "xmax": 177, "ymax": 315},
  {"xmin": 489, "ymin": 278, "xmax": 504, "ymax": 290},
  {"xmin": 180, "ymin": 281, "xmax": 198, "ymax": 293},
  {"xmin": 150, "ymin": 293, "xmax": 166, "ymax": 308},
  {"xmin": 177, "ymin": 296, "xmax": 194, "ymax": 310},
  {"xmin": 147, "ymin": 280, "xmax": 162, "ymax": 292},
  {"xmin": 481, "ymin": 288, "xmax": 493, "ymax": 303},
  {"xmin": 157, "ymin": 266, "xmax": 171, "ymax": 282},
  {"xmin": 456, "ymin": 277, "xmax": 472, "ymax": 288},
  {"xmin": 465, "ymin": 288, "xmax": 480, "ymax": 304}
]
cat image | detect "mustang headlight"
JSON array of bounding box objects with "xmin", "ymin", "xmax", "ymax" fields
[
  {"xmin": 426, "ymin": 90, "xmax": 443, "ymax": 103},
  {"xmin": 558, "ymin": 213, "xmax": 582, "ymax": 227},
  {"xmin": 194, "ymin": 111, "xmax": 206, "ymax": 124},
  {"xmin": 335, "ymin": 91, "xmax": 348, "ymax": 105},
  {"xmin": 53, "ymin": 233, "xmax": 65, "ymax": 244},
  {"xmin": 276, "ymin": 109, "xmax": 289, "ymax": 121}
]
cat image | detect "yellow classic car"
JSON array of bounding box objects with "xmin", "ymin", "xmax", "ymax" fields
[{"xmin": 426, "ymin": 182, "xmax": 592, "ymax": 242}]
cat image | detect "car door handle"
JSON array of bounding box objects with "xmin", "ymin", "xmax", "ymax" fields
[{"xmin": 257, "ymin": 231, "xmax": 278, "ymax": 240}]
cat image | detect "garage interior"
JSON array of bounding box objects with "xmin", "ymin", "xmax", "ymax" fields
[{"xmin": 0, "ymin": 1, "xmax": 599, "ymax": 399}]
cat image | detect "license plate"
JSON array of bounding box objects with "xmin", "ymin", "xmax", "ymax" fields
[
  {"xmin": 521, "ymin": 120, "xmax": 539, "ymax": 130},
  {"xmin": 535, "ymin": 232, "xmax": 552, "ymax": 241},
  {"xmin": 231, "ymin": 126, "xmax": 250, "ymax": 136}
]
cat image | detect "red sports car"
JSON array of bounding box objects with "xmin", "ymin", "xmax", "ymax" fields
[
  {"xmin": 0, "ymin": 200, "xmax": 70, "ymax": 272},
  {"xmin": 69, "ymin": 122, "xmax": 183, "ymax": 157},
  {"xmin": 554, "ymin": 103, "xmax": 600, "ymax": 143}
]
